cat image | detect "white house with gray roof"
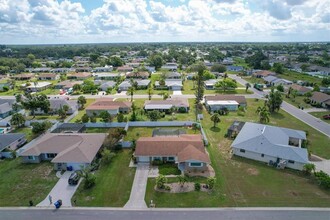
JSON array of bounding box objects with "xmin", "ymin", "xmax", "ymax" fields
[
  {"xmin": 231, "ymin": 122, "xmax": 309, "ymax": 171},
  {"xmin": 0, "ymin": 133, "xmax": 26, "ymax": 158}
]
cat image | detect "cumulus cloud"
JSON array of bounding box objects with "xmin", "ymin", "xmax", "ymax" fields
[{"xmin": 265, "ymin": 0, "xmax": 292, "ymax": 20}]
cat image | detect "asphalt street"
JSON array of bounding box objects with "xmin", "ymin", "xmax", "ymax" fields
[{"xmin": 0, "ymin": 208, "xmax": 329, "ymax": 220}]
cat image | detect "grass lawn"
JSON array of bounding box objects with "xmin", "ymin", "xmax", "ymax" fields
[
  {"xmin": 26, "ymin": 115, "xmax": 63, "ymax": 121},
  {"xmin": 280, "ymin": 70, "xmax": 322, "ymax": 85},
  {"xmin": 72, "ymin": 150, "xmax": 136, "ymax": 207},
  {"xmin": 69, "ymin": 99, "xmax": 95, "ymax": 122},
  {"xmin": 158, "ymin": 163, "xmax": 181, "ymax": 175},
  {"xmin": 0, "ymin": 159, "xmax": 58, "ymax": 206},
  {"xmin": 309, "ymin": 111, "xmax": 330, "ymax": 124},
  {"xmin": 85, "ymin": 128, "xmax": 114, "ymax": 133},
  {"xmin": 283, "ymin": 95, "xmax": 312, "ymax": 109},
  {"xmin": 144, "ymin": 98, "xmax": 330, "ymax": 207},
  {"xmin": 11, "ymin": 127, "xmax": 36, "ymax": 142}
]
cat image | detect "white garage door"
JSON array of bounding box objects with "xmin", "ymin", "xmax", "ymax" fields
[{"xmin": 138, "ymin": 156, "xmax": 150, "ymax": 162}]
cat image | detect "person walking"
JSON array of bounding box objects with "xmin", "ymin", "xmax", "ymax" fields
[{"xmin": 48, "ymin": 195, "xmax": 52, "ymax": 205}]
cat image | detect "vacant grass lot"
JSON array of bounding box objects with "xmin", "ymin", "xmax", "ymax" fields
[
  {"xmin": 283, "ymin": 96, "xmax": 312, "ymax": 109},
  {"xmin": 145, "ymin": 98, "xmax": 330, "ymax": 207},
  {"xmin": 72, "ymin": 150, "xmax": 135, "ymax": 207},
  {"xmin": 0, "ymin": 159, "xmax": 57, "ymax": 206}
]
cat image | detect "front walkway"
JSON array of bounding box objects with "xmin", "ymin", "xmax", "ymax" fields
[
  {"xmin": 124, "ymin": 163, "xmax": 149, "ymax": 209},
  {"xmin": 37, "ymin": 171, "xmax": 81, "ymax": 207}
]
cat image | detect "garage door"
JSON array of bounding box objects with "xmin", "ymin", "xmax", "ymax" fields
[{"xmin": 138, "ymin": 156, "xmax": 150, "ymax": 162}]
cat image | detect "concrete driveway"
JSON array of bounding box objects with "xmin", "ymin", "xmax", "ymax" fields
[
  {"xmin": 173, "ymin": 90, "xmax": 182, "ymax": 95},
  {"xmin": 124, "ymin": 164, "xmax": 149, "ymax": 209},
  {"xmin": 312, "ymin": 160, "xmax": 330, "ymax": 175},
  {"xmin": 37, "ymin": 171, "xmax": 81, "ymax": 207}
]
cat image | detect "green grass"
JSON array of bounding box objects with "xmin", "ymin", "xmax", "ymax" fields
[
  {"xmin": 69, "ymin": 99, "xmax": 95, "ymax": 122},
  {"xmin": 283, "ymin": 95, "xmax": 312, "ymax": 109},
  {"xmin": 280, "ymin": 70, "xmax": 322, "ymax": 85},
  {"xmin": 158, "ymin": 163, "xmax": 181, "ymax": 175},
  {"xmin": 11, "ymin": 127, "xmax": 36, "ymax": 142},
  {"xmin": 85, "ymin": 128, "xmax": 114, "ymax": 133},
  {"xmin": 309, "ymin": 111, "xmax": 330, "ymax": 124},
  {"xmin": 0, "ymin": 159, "xmax": 58, "ymax": 206},
  {"xmin": 72, "ymin": 150, "xmax": 136, "ymax": 207},
  {"xmin": 144, "ymin": 98, "xmax": 330, "ymax": 207}
]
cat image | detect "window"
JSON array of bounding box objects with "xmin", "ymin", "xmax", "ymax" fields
[
  {"xmin": 28, "ymin": 156, "xmax": 35, "ymax": 160},
  {"xmin": 46, "ymin": 153, "xmax": 56, "ymax": 159},
  {"xmin": 261, "ymin": 154, "xmax": 264, "ymax": 157},
  {"xmin": 240, "ymin": 149, "xmax": 245, "ymax": 153},
  {"xmin": 168, "ymin": 157, "xmax": 175, "ymax": 161},
  {"xmin": 288, "ymin": 160, "xmax": 295, "ymax": 164},
  {"xmin": 189, "ymin": 162, "xmax": 202, "ymax": 167}
]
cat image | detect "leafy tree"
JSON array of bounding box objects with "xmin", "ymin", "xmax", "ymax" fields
[
  {"xmin": 321, "ymin": 77, "xmax": 330, "ymax": 86},
  {"xmin": 99, "ymin": 111, "xmax": 112, "ymax": 123},
  {"xmin": 149, "ymin": 54, "xmax": 163, "ymax": 70},
  {"xmin": 203, "ymin": 70, "xmax": 216, "ymax": 80},
  {"xmin": 79, "ymin": 167, "xmax": 96, "ymax": 189},
  {"xmin": 81, "ymin": 114, "xmax": 89, "ymax": 123},
  {"xmin": 103, "ymin": 128, "xmax": 127, "ymax": 150},
  {"xmin": 82, "ymin": 80, "xmax": 98, "ymax": 94},
  {"xmin": 147, "ymin": 110, "xmax": 163, "ymax": 121},
  {"xmin": 207, "ymin": 177, "xmax": 216, "ymax": 189},
  {"xmin": 245, "ymin": 50, "xmax": 267, "ymax": 69},
  {"xmin": 192, "ymin": 123, "xmax": 200, "ymax": 133},
  {"xmin": 210, "ymin": 113, "xmax": 221, "ymax": 128},
  {"xmin": 73, "ymin": 84, "xmax": 82, "ymax": 92},
  {"xmin": 117, "ymin": 113, "xmax": 124, "ymax": 122},
  {"xmin": 297, "ymin": 54, "xmax": 309, "ymax": 62},
  {"xmin": 215, "ymin": 78, "xmax": 237, "ymax": 93},
  {"xmin": 313, "ymin": 84, "xmax": 320, "ymax": 92},
  {"xmin": 163, "ymin": 92, "xmax": 169, "ymax": 100},
  {"xmin": 276, "ymin": 84, "xmax": 284, "ymax": 92},
  {"xmin": 101, "ymin": 149, "xmax": 116, "ymax": 165},
  {"xmin": 245, "ymin": 83, "xmax": 251, "ymax": 92},
  {"xmin": 108, "ymin": 56, "xmax": 124, "ymax": 67},
  {"xmin": 300, "ymin": 64, "xmax": 309, "ymax": 72},
  {"xmin": 156, "ymin": 174, "xmax": 167, "ymax": 189},
  {"xmin": 77, "ymin": 96, "xmax": 87, "ymax": 109},
  {"xmin": 267, "ymin": 88, "xmax": 283, "ymax": 113},
  {"xmin": 210, "ymin": 64, "xmax": 226, "ymax": 73},
  {"xmin": 256, "ymin": 106, "xmax": 270, "ymax": 124},
  {"xmin": 10, "ymin": 113, "xmax": 25, "ymax": 128},
  {"xmin": 21, "ymin": 94, "xmax": 50, "ymax": 118},
  {"xmin": 58, "ymin": 105, "xmax": 69, "ymax": 119},
  {"xmin": 31, "ymin": 121, "xmax": 52, "ymax": 134},
  {"xmin": 273, "ymin": 63, "xmax": 284, "ymax": 74}
]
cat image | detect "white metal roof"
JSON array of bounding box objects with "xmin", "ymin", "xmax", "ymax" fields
[{"xmin": 207, "ymin": 100, "xmax": 239, "ymax": 105}]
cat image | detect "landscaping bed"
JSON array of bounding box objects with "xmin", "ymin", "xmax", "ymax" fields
[{"xmin": 158, "ymin": 163, "xmax": 181, "ymax": 175}]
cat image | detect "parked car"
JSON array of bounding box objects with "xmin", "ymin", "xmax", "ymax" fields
[
  {"xmin": 68, "ymin": 171, "xmax": 81, "ymax": 185},
  {"xmin": 322, "ymin": 114, "xmax": 330, "ymax": 120}
]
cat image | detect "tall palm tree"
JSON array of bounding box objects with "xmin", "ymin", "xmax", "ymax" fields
[
  {"xmin": 245, "ymin": 83, "xmax": 251, "ymax": 92},
  {"xmin": 256, "ymin": 106, "xmax": 270, "ymax": 124},
  {"xmin": 128, "ymin": 86, "xmax": 135, "ymax": 102}
]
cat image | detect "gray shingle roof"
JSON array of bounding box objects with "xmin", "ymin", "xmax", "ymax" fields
[
  {"xmin": 231, "ymin": 122, "xmax": 308, "ymax": 163},
  {"xmin": 0, "ymin": 133, "xmax": 25, "ymax": 151}
]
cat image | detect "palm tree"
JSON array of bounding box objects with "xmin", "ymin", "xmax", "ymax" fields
[
  {"xmin": 256, "ymin": 106, "xmax": 270, "ymax": 124},
  {"xmin": 210, "ymin": 113, "xmax": 221, "ymax": 128},
  {"xmin": 128, "ymin": 86, "xmax": 135, "ymax": 102},
  {"xmin": 77, "ymin": 95, "xmax": 86, "ymax": 109},
  {"xmin": 245, "ymin": 83, "xmax": 251, "ymax": 92},
  {"xmin": 147, "ymin": 85, "xmax": 153, "ymax": 100}
]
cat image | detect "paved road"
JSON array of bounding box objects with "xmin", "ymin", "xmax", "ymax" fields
[
  {"xmin": 124, "ymin": 164, "xmax": 149, "ymax": 209},
  {"xmin": 37, "ymin": 171, "xmax": 81, "ymax": 207},
  {"xmin": 0, "ymin": 208, "xmax": 329, "ymax": 220},
  {"xmin": 281, "ymin": 101, "xmax": 330, "ymax": 137}
]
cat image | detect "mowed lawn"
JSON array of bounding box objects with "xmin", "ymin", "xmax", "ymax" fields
[
  {"xmin": 145, "ymin": 98, "xmax": 330, "ymax": 207},
  {"xmin": 309, "ymin": 111, "xmax": 330, "ymax": 124},
  {"xmin": 72, "ymin": 150, "xmax": 136, "ymax": 207},
  {"xmin": 0, "ymin": 159, "xmax": 57, "ymax": 206}
]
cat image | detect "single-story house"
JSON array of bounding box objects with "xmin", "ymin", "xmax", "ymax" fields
[
  {"xmin": 86, "ymin": 98, "xmax": 131, "ymax": 116},
  {"xmin": 94, "ymin": 73, "xmax": 119, "ymax": 80},
  {"xmin": 74, "ymin": 67, "xmax": 92, "ymax": 72},
  {"xmin": 155, "ymin": 80, "xmax": 183, "ymax": 91},
  {"xmin": 99, "ymin": 81, "xmax": 116, "ymax": 91},
  {"xmin": 227, "ymin": 66, "xmax": 244, "ymax": 72},
  {"xmin": 290, "ymin": 84, "xmax": 312, "ymax": 95},
  {"xmin": 204, "ymin": 95, "xmax": 247, "ymax": 112},
  {"xmin": 166, "ymin": 72, "xmax": 181, "ymax": 79},
  {"xmin": 126, "ymin": 71, "xmax": 149, "ymax": 79},
  {"xmin": 310, "ymin": 92, "xmax": 330, "ymax": 109},
  {"xmin": 144, "ymin": 98, "xmax": 189, "ymax": 112},
  {"xmin": 161, "ymin": 63, "xmax": 178, "ymax": 71},
  {"xmin": 222, "ymin": 58, "xmax": 234, "ymax": 65},
  {"xmin": 253, "ymin": 70, "xmax": 276, "ymax": 78},
  {"xmin": 67, "ymin": 72, "xmax": 92, "ymax": 80},
  {"xmin": 186, "ymin": 73, "xmax": 196, "ymax": 80},
  {"xmin": 11, "ymin": 74, "xmax": 34, "ymax": 80},
  {"xmin": 50, "ymin": 68, "xmax": 72, "ymax": 73},
  {"xmin": 272, "ymin": 78, "xmax": 293, "ymax": 86},
  {"xmin": 31, "ymin": 68, "xmax": 51, "ymax": 73},
  {"xmin": 51, "ymin": 123, "xmax": 86, "ymax": 133},
  {"xmin": 263, "ymin": 75, "xmax": 278, "ymax": 86},
  {"xmin": 55, "ymin": 81, "xmax": 83, "ymax": 90},
  {"xmin": 135, "ymin": 134, "xmax": 211, "ymax": 173},
  {"xmin": 118, "ymin": 80, "xmax": 151, "ymax": 91},
  {"xmin": 0, "ymin": 133, "xmax": 26, "ymax": 158},
  {"xmin": 0, "ymin": 98, "xmax": 16, "ymax": 118},
  {"xmin": 25, "ymin": 82, "xmax": 52, "ymax": 92},
  {"xmin": 35, "ymin": 97, "xmax": 78, "ymax": 115},
  {"xmin": 231, "ymin": 122, "xmax": 309, "ymax": 171},
  {"xmin": 204, "ymin": 79, "xmax": 219, "ymax": 90},
  {"xmin": 93, "ymin": 66, "xmax": 113, "ymax": 72},
  {"xmin": 117, "ymin": 65, "xmax": 134, "ymax": 72},
  {"xmin": 38, "ymin": 73, "xmax": 59, "ymax": 81},
  {"xmin": 20, "ymin": 133, "xmax": 106, "ymax": 171},
  {"xmin": 145, "ymin": 66, "xmax": 155, "ymax": 73}
]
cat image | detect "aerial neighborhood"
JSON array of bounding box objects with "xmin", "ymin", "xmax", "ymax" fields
[{"xmin": 0, "ymin": 43, "xmax": 329, "ymax": 209}]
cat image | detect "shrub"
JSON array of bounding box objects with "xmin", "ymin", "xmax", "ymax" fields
[
  {"xmin": 158, "ymin": 164, "xmax": 181, "ymax": 175},
  {"xmin": 152, "ymin": 160, "xmax": 163, "ymax": 166},
  {"xmin": 84, "ymin": 174, "xmax": 96, "ymax": 189},
  {"xmin": 156, "ymin": 175, "xmax": 167, "ymax": 189},
  {"xmin": 165, "ymin": 185, "xmax": 171, "ymax": 191},
  {"xmin": 315, "ymin": 171, "xmax": 330, "ymax": 189},
  {"xmin": 117, "ymin": 113, "xmax": 124, "ymax": 122},
  {"xmin": 207, "ymin": 177, "xmax": 216, "ymax": 189},
  {"xmin": 194, "ymin": 182, "xmax": 201, "ymax": 191},
  {"xmin": 178, "ymin": 107, "xmax": 187, "ymax": 113}
]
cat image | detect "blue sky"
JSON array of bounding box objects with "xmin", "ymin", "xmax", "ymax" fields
[{"xmin": 0, "ymin": 0, "xmax": 329, "ymax": 44}]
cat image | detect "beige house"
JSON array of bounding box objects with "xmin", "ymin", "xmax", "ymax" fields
[
  {"xmin": 86, "ymin": 98, "xmax": 131, "ymax": 116},
  {"xmin": 20, "ymin": 133, "xmax": 106, "ymax": 171},
  {"xmin": 135, "ymin": 134, "xmax": 210, "ymax": 173}
]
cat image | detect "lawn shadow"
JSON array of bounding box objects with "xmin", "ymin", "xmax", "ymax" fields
[
  {"xmin": 271, "ymin": 112, "xmax": 285, "ymax": 120},
  {"xmin": 210, "ymin": 127, "xmax": 221, "ymax": 132}
]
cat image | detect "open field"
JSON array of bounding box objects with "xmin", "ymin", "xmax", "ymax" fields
[
  {"xmin": 72, "ymin": 150, "xmax": 136, "ymax": 207},
  {"xmin": 0, "ymin": 159, "xmax": 57, "ymax": 206}
]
